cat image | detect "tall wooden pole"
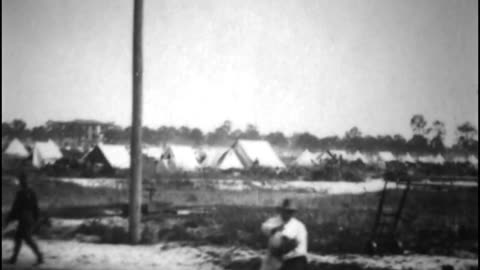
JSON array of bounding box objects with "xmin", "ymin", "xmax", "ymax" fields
[{"xmin": 129, "ymin": 0, "xmax": 143, "ymax": 244}]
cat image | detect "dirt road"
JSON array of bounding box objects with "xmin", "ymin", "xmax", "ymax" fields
[
  {"xmin": 2, "ymin": 240, "xmax": 223, "ymax": 270},
  {"xmin": 2, "ymin": 239, "xmax": 478, "ymax": 270}
]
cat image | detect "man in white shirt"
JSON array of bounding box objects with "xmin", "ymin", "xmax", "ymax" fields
[{"xmin": 261, "ymin": 199, "xmax": 308, "ymax": 270}]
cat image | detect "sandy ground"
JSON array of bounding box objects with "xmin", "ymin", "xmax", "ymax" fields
[
  {"xmin": 2, "ymin": 240, "xmax": 223, "ymax": 270},
  {"xmin": 177, "ymin": 178, "xmax": 401, "ymax": 194},
  {"xmin": 2, "ymin": 239, "xmax": 478, "ymax": 270},
  {"xmin": 56, "ymin": 177, "xmax": 478, "ymax": 194}
]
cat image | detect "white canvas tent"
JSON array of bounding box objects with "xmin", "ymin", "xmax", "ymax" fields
[
  {"xmin": 161, "ymin": 145, "xmax": 200, "ymax": 171},
  {"xmin": 349, "ymin": 151, "xmax": 371, "ymax": 164},
  {"xmin": 432, "ymin": 154, "xmax": 445, "ymax": 165},
  {"xmin": 199, "ymin": 147, "xmax": 228, "ymax": 168},
  {"xmin": 156, "ymin": 158, "xmax": 169, "ymax": 172},
  {"xmin": 329, "ymin": 150, "xmax": 353, "ymax": 161},
  {"xmin": 98, "ymin": 144, "xmax": 130, "ymax": 169},
  {"xmin": 32, "ymin": 140, "xmax": 63, "ymax": 168},
  {"xmin": 323, "ymin": 149, "xmax": 367, "ymax": 163},
  {"xmin": 316, "ymin": 151, "xmax": 330, "ymax": 163},
  {"xmin": 418, "ymin": 155, "xmax": 436, "ymax": 164},
  {"xmin": 468, "ymin": 155, "xmax": 478, "ymax": 167},
  {"xmin": 278, "ymin": 149, "xmax": 297, "ymax": 160},
  {"xmin": 452, "ymin": 155, "xmax": 468, "ymax": 164},
  {"xmin": 82, "ymin": 144, "xmax": 130, "ymax": 170},
  {"xmin": 217, "ymin": 148, "xmax": 245, "ymax": 170},
  {"xmin": 142, "ymin": 146, "xmax": 163, "ymax": 160},
  {"xmin": 398, "ymin": 153, "xmax": 416, "ymax": 163},
  {"xmin": 194, "ymin": 148, "xmax": 205, "ymax": 163},
  {"xmin": 294, "ymin": 149, "xmax": 319, "ymax": 167},
  {"xmin": 377, "ymin": 151, "xmax": 396, "ymax": 163},
  {"xmin": 232, "ymin": 140, "xmax": 285, "ymax": 169},
  {"xmin": 3, "ymin": 138, "xmax": 29, "ymax": 158}
]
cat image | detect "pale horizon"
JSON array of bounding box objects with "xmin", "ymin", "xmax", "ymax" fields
[{"xmin": 2, "ymin": 0, "xmax": 478, "ymax": 146}]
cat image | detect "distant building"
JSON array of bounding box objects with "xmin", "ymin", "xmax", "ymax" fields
[{"xmin": 46, "ymin": 119, "xmax": 117, "ymax": 142}]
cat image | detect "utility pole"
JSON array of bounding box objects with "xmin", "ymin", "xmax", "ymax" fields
[{"xmin": 129, "ymin": 0, "xmax": 143, "ymax": 244}]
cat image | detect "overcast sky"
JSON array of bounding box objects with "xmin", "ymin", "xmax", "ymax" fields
[{"xmin": 2, "ymin": 0, "xmax": 478, "ymax": 145}]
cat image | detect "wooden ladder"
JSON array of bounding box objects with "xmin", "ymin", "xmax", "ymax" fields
[
  {"xmin": 367, "ymin": 175, "xmax": 411, "ymax": 255},
  {"xmin": 367, "ymin": 174, "xmax": 477, "ymax": 255}
]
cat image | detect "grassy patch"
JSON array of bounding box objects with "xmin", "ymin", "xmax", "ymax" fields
[
  {"xmin": 149, "ymin": 188, "xmax": 478, "ymax": 255},
  {"xmin": 1, "ymin": 177, "xmax": 477, "ymax": 256},
  {"xmin": 2, "ymin": 176, "xmax": 127, "ymax": 212}
]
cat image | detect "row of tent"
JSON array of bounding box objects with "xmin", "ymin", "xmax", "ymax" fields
[
  {"xmin": 293, "ymin": 149, "xmax": 479, "ymax": 168},
  {"xmin": 80, "ymin": 139, "xmax": 286, "ymax": 172},
  {"xmin": 3, "ymin": 138, "xmax": 64, "ymax": 168},
  {"xmin": 2, "ymin": 138, "xmax": 286, "ymax": 172},
  {"xmin": 3, "ymin": 137, "xmax": 478, "ymax": 172}
]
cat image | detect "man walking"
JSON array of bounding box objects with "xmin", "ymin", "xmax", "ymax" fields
[
  {"xmin": 4, "ymin": 172, "xmax": 44, "ymax": 265},
  {"xmin": 261, "ymin": 199, "xmax": 308, "ymax": 270}
]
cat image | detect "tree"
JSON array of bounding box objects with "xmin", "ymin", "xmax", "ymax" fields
[
  {"xmin": 455, "ymin": 122, "xmax": 478, "ymax": 154},
  {"xmin": 358, "ymin": 135, "xmax": 378, "ymax": 152},
  {"xmin": 410, "ymin": 114, "xmax": 427, "ymax": 136},
  {"xmin": 155, "ymin": 126, "xmax": 177, "ymax": 144},
  {"xmin": 9, "ymin": 119, "xmax": 28, "ymax": 138},
  {"xmin": 457, "ymin": 122, "xmax": 477, "ymax": 142},
  {"xmin": 430, "ymin": 136, "xmax": 445, "ymax": 154},
  {"xmin": 177, "ymin": 126, "xmax": 193, "ymax": 143},
  {"xmin": 265, "ymin": 132, "xmax": 288, "ymax": 148},
  {"xmin": 344, "ymin": 127, "xmax": 362, "ymax": 151},
  {"xmin": 230, "ymin": 129, "xmax": 243, "ymax": 139},
  {"xmin": 179, "ymin": 126, "xmax": 191, "ymax": 137},
  {"xmin": 31, "ymin": 126, "xmax": 49, "ymax": 141},
  {"xmin": 190, "ymin": 128, "xmax": 204, "ymax": 146},
  {"xmin": 428, "ymin": 120, "xmax": 446, "ymax": 154},
  {"xmin": 142, "ymin": 126, "xmax": 157, "ymax": 144},
  {"xmin": 243, "ymin": 124, "xmax": 260, "ymax": 140},
  {"xmin": 292, "ymin": 132, "xmax": 320, "ymax": 150},
  {"xmin": 164, "ymin": 126, "xmax": 180, "ymax": 143},
  {"xmin": 428, "ymin": 120, "xmax": 446, "ymax": 139},
  {"xmin": 2, "ymin": 122, "xmax": 12, "ymax": 137},
  {"xmin": 391, "ymin": 134, "xmax": 407, "ymax": 154},
  {"xmin": 407, "ymin": 135, "xmax": 430, "ymax": 154},
  {"xmin": 206, "ymin": 121, "xmax": 234, "ymax": 146},
  {"xmin": 11, "ymin": 119, "xmax": 26, "ymax": 133},
  {"xmin": 221, "ymin": 120, "xmax": 232, "ymax": 135},
  {"xmin": 317, "ymin": 136, "xmax": 341, "ymax": 149},
  {"xmin": 376, "ymin": 135, "xmax": 394, "ymax": 151},
  {"xmin": 345, "ymin": 127, "xmax": 362, "ymax": 139},
  {"xmin": 104, "ymin": 127, "xmax": 130, "ymax": 144}
]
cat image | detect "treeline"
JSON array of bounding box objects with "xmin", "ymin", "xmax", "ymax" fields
[
  {"xmin": 290, "ymin": 114, "xmax": 477, "ymax": 155},
  {"xmin": 2, "ymin": 115, "xmax": 478, "ymax": 155}
]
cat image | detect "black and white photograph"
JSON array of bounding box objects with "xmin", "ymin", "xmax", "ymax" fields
[{"xmin": 1, "ymin": 0, "xmax": 478, "ymax": 269}]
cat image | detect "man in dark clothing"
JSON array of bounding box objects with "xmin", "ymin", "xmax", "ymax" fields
[{"xmin": 4, "ymin": 172, "xmax": 44, "ymax": 265}]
